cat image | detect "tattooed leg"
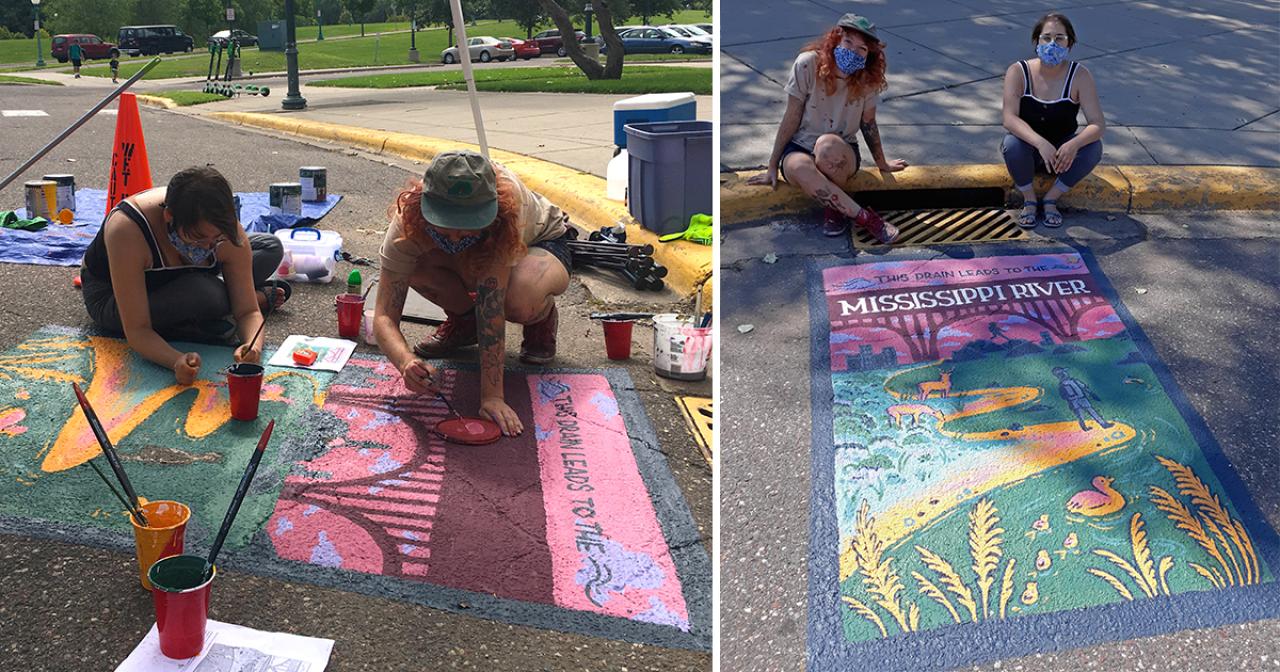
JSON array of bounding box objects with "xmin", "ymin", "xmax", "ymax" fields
[
  {"xmin": 785, "ymin": 151, "xmax": 864, "ymax": 218},
  {"xmin": 409, "ymin": 264, "xmax": 473, "ymax": 314}
]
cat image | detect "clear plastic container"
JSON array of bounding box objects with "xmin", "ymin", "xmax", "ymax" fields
[{"xmin": 273, "ymin": 227, "xmax": 343, "ymax": 284}]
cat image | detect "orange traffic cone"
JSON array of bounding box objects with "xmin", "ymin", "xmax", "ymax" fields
[{"xmin": 105, "ymin": 93, "xmax": 153, "ymax": 216}]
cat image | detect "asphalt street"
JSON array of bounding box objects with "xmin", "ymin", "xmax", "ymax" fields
[
  {"xmin": 720, "ymin": 208, "xmax": 1280, "ymax": 671},
  {"xmin": 0, "ymin": 82, "xmax": 711, "ymax": 671}
]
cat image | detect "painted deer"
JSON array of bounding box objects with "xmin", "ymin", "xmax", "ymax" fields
[
  {"xmin": 917, "ymin": 371, "xmax": 952, "ymax": 400},
  {"xmin": 886, "ymin": 403, "xmax": 945, "ymax": 428}
]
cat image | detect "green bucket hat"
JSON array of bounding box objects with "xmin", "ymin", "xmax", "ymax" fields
[
  {"xmin": 419, "ymin": 150, "xmax": 499, "ymax": 230},
  {"xmin": 836, "ymin": 13, "xmax": 881, "ymax": 44}
]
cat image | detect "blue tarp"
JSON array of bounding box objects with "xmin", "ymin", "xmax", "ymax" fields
[{"xmin": 3, "ymin": 188, "xmax": 343, "ymax": 267}]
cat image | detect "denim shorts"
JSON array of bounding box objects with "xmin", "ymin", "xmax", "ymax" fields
[
  {"xmin": 778, "ymin": 138, "xmax": 861, "ymax": 182},
  {"xmin": 530, "ymin": 228, "xmax": 573, "ymax": 273}
]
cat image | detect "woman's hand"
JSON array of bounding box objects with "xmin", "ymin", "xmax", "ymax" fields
[
  {"xmin": 745, "ymin": 166, "xmax": 779, "ymax": 190},
  {"xmin": 233, "ymin": 344, "xmax": 261, "ymax": 365},
  {"xmin": 877, "ymin": 158, "xmax": 909, "ymax": 172},
  {"xmin": 399, "ymin": 358, "xmax": 439, "ymax": 394},
  {"xmin": 1053, "ymin": 141, "xmax": 1079, "ymax": 174},
  {"xmin": 173, "ymin": 352, "xmax": 201, "ymax": 386},
  {"xmin": 1037, "ymin": 140, "xmax": 1059, "ymax": 173},
  {"xmin": 480, "ymin": 396, "xmax": 523, "ymax": 437}
]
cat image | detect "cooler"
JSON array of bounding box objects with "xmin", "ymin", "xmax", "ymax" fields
[{"xmin": 613, "ymin": 93, "xmax": 696, "ymax": 149}]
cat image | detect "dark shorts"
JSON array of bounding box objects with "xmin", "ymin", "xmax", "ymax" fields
[
  {"xmin": 778, "ymin": 138, "xmax": 861, "ymax": 182},
  {"xmin": 71, "ymin": 59, "xmax": 82, "ymax": 67},
  {"xmin": 530, "ymin": 228, "xmax": 574, "ymax": 274}
]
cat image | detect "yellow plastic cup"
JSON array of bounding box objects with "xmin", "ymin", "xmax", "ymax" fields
[{"xmin": 129, "ymin": 500, "xmax": 191, "ymax": 590}]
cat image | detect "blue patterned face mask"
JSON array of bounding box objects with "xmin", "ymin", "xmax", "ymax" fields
[
  {"xmin": 167, "ymin": 221, "xmax": 218, "ymax": 265},
  {"xmin": 426, "ymin": 226, "xmax": 487, "ymax": 254},
  {"xmin": 834, "ymin": 46, "xmax": 866, "ymax": 75},
  {"xmin": 1037, "ymin": 42, "xmax": 1068, "ymax": 66}
]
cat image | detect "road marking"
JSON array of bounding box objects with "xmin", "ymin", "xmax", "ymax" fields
[
  {"xmin": 99, "ymin": 109, "xmax": 118, "ymax": 115},
  {"xmin": 2, "ymin": 110, "xmax": 49, "ymax": 117}
]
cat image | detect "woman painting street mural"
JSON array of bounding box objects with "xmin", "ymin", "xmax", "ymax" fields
[
  {"xmin": 372, "ymin": 150, "xmax": 572, "ymax": 437},
  {"xmin": 1001, "ymin": 13, "xmax": 1105, "ymax": 228},
  {"xmin": 80, "ymin": 166, "xmax": 288, "ymax": 386},
  {"xmin": 748, "ymin": 13, "xmax": 908, "ymax": 242}
]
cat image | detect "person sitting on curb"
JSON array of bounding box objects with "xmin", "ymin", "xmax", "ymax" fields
[
  {"xmin": 80, "ymin": 166, "xmax": 290, "ymax": 386},
  {"xmin": 747, "ymin": 13, "xmax": 908, "ymax": 242},
  {"xmin": 1001, "ymin": 12, "xmax": 1105, "ymax": 228},
  {"xmin": 372, "ymin": 150, "xmax": 574, "ymax": 437}
]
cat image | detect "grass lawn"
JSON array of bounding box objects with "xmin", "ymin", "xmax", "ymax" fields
[
  {"xmin": 150, "ymin": 90, "xmax": 227, "ymax": 106},
  {"xmin": 311, "ymin": 65, "xmax": 710, "ymax": 95},
  {"xmin": 0, "ymin": 74, "xmax": 60, "ymax": 85}
]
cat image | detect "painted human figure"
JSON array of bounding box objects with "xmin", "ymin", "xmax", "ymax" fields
[
  {"xmin": 1052, "ymin": 366, "xmax": 1112, "ymax": 431},
  {"xmin": 987, "ymin": 321, "xmax": 1009, "ymax": 342}
]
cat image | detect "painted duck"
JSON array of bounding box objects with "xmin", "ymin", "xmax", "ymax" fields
[{"xmin": 1066, "ymin": 476, "xmax": 1126, "ymax": 516}]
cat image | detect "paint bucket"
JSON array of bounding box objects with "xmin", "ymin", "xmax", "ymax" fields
[
  {"xmin": 336, "ymin": 293, "xmax": 364, "ymax": 339},
  {"xmin": 299, "ymin": 166, "xmax": 327, "ymax": 202},
  {"xmin": 362, "ymin": 308, "xmax": 377, "ymax": 345},
  {"xmin": 24, "ymin": 180, "xmax": 57, "ymax": 220},
  {"xmin": 225, "ymin": 363, "xmax": 264, "ymax": 421},
  {"xmin": 148, "ymin": 554, "xmax": 215, "ymax": 659},
  {"xmin": 652, "ymin": 313, "xmax": 712, "ymax": 381},
  {"xmin": 41, "ymin": 174, "xmax": 76, "ymax": 213},
  {"xmin": 129, "ymin": 500, "xmax": 190, "ymax": 591},
  {"xmin": 268, "ymin": 182, "xmax": 302, "ymax": 216},
  {"xmin": 602, "ymin": 320, "xmax": 633, "ymax": 360}
]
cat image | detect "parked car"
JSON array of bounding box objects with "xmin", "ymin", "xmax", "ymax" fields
[
  {"xmin": 440, "ymin": 36, "xmax": 514, "ymax": 64},
  {"xmin": 502, "ymin": 37, "xmax": 541, "ymax": 60},
  {"xmin": 668, "ymin": 24, "xmax": 712, "ymax": 39},
  {"xmin": 695, "ymin": 23, "xmax": 712, "ymax": 34},
  {"xmin": 602, "ymin": 26, "xmax": 712, "ymax": 55},
  {"xmin": 529, "ymin": 29, "xmax": 588, "ymax": 57},
  {"xmin": 50, "ymin": 34, "xmax": 116, "ymax": 63},
  {"xmin": 117, "ymin": 25, "xmax": 194, "ymax": 56},
  {"xmin": 208, "ymin": 29, "xmax": 258, "ymax": 48}
]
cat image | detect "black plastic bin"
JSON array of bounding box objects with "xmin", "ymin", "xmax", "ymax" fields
[{"xmin": 624, "ymin": 120, "xmax": 713, "ymax": 236}]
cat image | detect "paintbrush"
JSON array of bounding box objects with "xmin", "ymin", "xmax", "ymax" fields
[
  {"xmin": 71, "ymin": 382, "xmax": 148, "ymax": 526},
  {"xmin": 204, "ymin": 419, "xmax": 274, "ymax": 580},
  {"xmin": 422, "ymin": 369, "xmax": 463, "ymax": 420},
  {"xmin": 361, "ymin": 277, "xmax": 377, "ymax": 301},
  {"xmin": 85, "ymin": 458, "xmax": 134, "ymax": 517}
]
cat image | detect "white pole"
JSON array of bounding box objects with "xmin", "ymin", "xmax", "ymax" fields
[{"xmin": 448, "ymin": 0, "xmax": 489, "ymax": 158}]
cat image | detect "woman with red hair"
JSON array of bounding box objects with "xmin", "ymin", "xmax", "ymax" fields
[
  {"xmin": 372, "ymin": 150, "xmax": 572, "ymax": 436},
  {"xmin": 748, "ymin": 14, "xmax": 908, "ymax": 242}
]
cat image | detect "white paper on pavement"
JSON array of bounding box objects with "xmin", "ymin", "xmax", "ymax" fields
[
  {"xmin": 115, "ymin": 619, "xmax": 334, "ymax": 671},
  {"xmin": 266, "ymin": 335, "xmax": 357, "ymax": 372}
]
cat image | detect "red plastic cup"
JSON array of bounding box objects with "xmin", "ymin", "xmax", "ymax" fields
[
  {"xmin": 336, "ymin": 293, "xmax": 364, "ymax": 339},
  {"xmin": 602, "ymin": 320, "xmax": 633, "ymax": 360},
  {"xmin": 225, "ymin": 363, "xmax": 264, "ymax": 421},
  {"xmin": 148, "ymin": 554, "xmax": 215, "ymax": 659}
]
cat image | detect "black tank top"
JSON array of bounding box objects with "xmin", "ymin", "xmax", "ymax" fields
[
  {"xmin": 82, "ymin": 200, "xmax": 218, "ymax": 290},
  {"xmin": 1017, "ymin": 60, "xmax": 1081, "ymax": 147}
]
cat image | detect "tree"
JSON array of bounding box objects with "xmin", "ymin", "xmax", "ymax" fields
[
  {"xmin": 421, "ymin": 0, "xmax": 453, "ymax": 45},
  {"xmin": 627, "ymin": 0, "xmax": 682, "ymax": 25},
  {"xmin": 490, "ymin": 0, "xmax": 541, "ymax": 38},
  {"xmin": 539, "ymin": 0, "xmax": 625, "ymax": 80},
  {"xmin": 347, "ymin": 0, "xmax": 377, "ymax": 35}
]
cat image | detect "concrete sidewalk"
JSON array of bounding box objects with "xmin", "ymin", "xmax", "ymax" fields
[{"xmin": 722, "ymin": 0, "xmax": 1280, "ymax": 171}]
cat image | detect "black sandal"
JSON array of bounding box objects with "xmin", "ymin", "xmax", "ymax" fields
[
  {"xmin": 1016, "ymin": 201, "xmax": 1039, "ymax": 229},
  {"xmin": 1042, "ymin": 199, "xmax": 1063, "ymax": 228},
  {"xmin": 259, "ymin": 279, "xmax": 292, "ymax": 317}
]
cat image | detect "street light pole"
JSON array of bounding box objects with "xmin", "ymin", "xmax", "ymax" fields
[
  {"xmin": 584, "ymin": 3, "xmax": 593, "ymax": 40},
  {"xmin": 31, "ymin": 0, "xmax": 44, "ymax": 68},
  {"xmin": 317, "ymin": 9, "xmax": 324, "ymax": 41},
  {"xmin": 282, "ymin": 0, "xmax": 307, "ymax": 110}
]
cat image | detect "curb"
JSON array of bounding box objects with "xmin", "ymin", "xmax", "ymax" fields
[
  {"xmin": 135, "ymin": 94, "xmax": 179, "ymax": 110},
  {"xmin": 721, "ymin": 164, "xmax": 1280, "ymax": 225},
  {"xmin": 209, "ymin": 112, "xmax": 712, "ymax": 303}
]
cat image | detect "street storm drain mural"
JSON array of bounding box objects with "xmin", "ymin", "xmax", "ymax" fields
[{"xmin": 806, "ymin": 251, "xmax": 1280, "ymax": 670}]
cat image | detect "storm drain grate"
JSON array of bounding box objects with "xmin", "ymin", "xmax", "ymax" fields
[
  {"xmin": 852, "ymin": 208, "xmax": 1026, "ymax": 248},
  {"xmin": 676, "ymin": 396, "xmax": 714, "ymax": 465}
]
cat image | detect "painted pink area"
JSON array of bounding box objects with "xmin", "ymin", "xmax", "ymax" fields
[
  {"xmin": 0, "ymin": 408, "xmax": 28, "ymax": 436},
  {"xmin": 530, "ymin": 374, "xmax": 690, "ymax": 631},
  {"xmin": 267, "ymin": 357, "xmax": 450, "ymax": 578},
  {"xmin": 823, "ymin": 252, "xmax": 1088, "ymax": 294}
]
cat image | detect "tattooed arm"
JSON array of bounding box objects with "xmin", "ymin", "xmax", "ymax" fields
[
  {"xmin": 373, "ymin": 268, "xmax": 437, "ymax": 393},
  {"xmin": 475, "ymin": 267, "xmax": 523, "ymax": 436},
  {"xmin": 860, "ymin": 101, "xmax": 908, "ymax": 172}
]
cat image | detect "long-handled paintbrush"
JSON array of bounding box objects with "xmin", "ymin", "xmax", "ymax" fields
[
  {"xmin": 203, "ymin": 419, "xmax": 274, "ymax": 579},
  {"xmin": 71, "ymin": 382, "xmax": 148, "ymax": 526},
  {"xmin": 85, "ymin": 458, "xmax": 134, "ymax": 516}
]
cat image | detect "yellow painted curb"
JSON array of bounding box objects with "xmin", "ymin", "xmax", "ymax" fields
[
  {"xmin": 722, "ymin": 164, "xmax": 1279, "ymax": 224},
  {"xmin": 211, "ymin": 112, "xmax": 711, "ymax": 301},
  {"xmin": 135, "ymin": 94, "xmax": 178, "ymax": 110}
]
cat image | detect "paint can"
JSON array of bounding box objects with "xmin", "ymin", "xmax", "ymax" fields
[
  {"xmin": 299, "ymin": 166, "xmax": 327, "ymax": 202},
  {"xmin": 268, "ymin": 182, "xmax": 302, "ymax": 216},
  {"xmin": 41, "ymin": 174, "xmax": 76, "ymax": 213},
  {"xmin": 148, "ymin": 554, "xmax": 215, "ymax": 659},
  {"xmin": 24, "ymin": 180, "xmax": 58, "ymax": 220},
  {"xmin": 652, "ymin": 313, "xmax": 712, "ymax": 381},
  {"xmin": 129, "ymin": 500, "xmax": 190, "ymax": 591}
]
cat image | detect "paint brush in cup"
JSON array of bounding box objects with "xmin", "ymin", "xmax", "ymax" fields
[
  {"xmin": 85, "ymin": 458, "xmax": 135, "ymax": 517},
  {"xmin": 204, "ymin": 419, "xmax": 274, "ymax": 580},
  {"xmin": 71, "ymin": 382, "xmax": 148, "ymax": 526}
]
